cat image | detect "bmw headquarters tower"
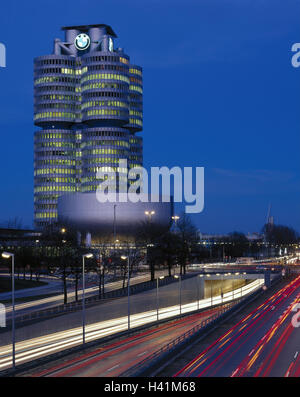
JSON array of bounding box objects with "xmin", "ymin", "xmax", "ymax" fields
[
  {"xmin": 34, "ymin": 24, "xmax": 143, "ymax": 229},
  {"xmin": 34, "ymin": 24, "xmax": 172, "ymax": 239}
]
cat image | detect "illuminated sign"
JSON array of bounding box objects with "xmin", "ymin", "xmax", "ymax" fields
[
  {"xmin": 109, "ymin": 37, "xmax": 113, "ymax": 52},
  {"xmin": 0, "ymin": 42, "xmax": 6, "ymax": 68},
  {"xmin": 74, "ymin": 34, "xmax": 91, "ymax": 51}
]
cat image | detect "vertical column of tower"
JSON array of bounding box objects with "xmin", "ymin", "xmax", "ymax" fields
[
  {"xmin": 33, "ymin": 55, "xmax": 80, "ymax": 228},
  {"xmin": 75, "ymin": 130, "xmax": 83, "ymax": 192},
  {"xmin": 80, "ymin": 51, "xmax": 132, "ymax": 192},
  {"xmin": 129, "ymin": 135, "xmax": 143, "ymax": 169},
  {"xmin": 127, "ymin": 65, "xmax": 143, "ymax": 171}
]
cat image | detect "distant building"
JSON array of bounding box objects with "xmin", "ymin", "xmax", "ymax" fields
[
  {"xmin": 198, "ymin": 232, "xmax": 263, "ymax": 245},
  {"xmin": 246, "ymin": 232, "xmax": 263, "ymax": 242},
  {"xmin": 198, "ymin": 233, "xmax": 228, "ymax": 246},
  {"xmin": 0, "ymin": 228, "xmax": 41, "ymax": 248}
]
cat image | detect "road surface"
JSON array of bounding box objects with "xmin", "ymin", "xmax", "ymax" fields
[
  {"xmin": 175, "ymin": 275, "xmax": 300, "ymax": 377},
  {"xmin": 29, "ymin": 307, "xmax": 222, "ymax": 377}
]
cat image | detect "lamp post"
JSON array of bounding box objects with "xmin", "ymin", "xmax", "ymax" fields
[
  {"xmin": 113, "ymin": 205, "xmax": 117, "ymax": 246},
  {"xmin": 197, "ymin": 275, "xmax": 204, "ymax": 310},
  {"xmin": 172, "ymin": 215, "xmax": 180, "ymax": 232},
  {"xmin": 82, "ymin": 253, "xmax": 93, "ymax": 344},
  {"xmin": 235, "ymin": 273, "xmax": 240, "ymax": 298},
  {"xmin": 2, "ymin": 252, "xmax": 15, "ymax": 369},
  {"xmin": 206, "ymin": 274, "xmax": 212, "ymax": 306},
  {"xmin": 121, "ymin": 255, "xmax": 130, "ymax": 330},
  {"xmin": 197, "ymin": 275, "xmax": 199, "ymax": 310},
  {"xmin": 145, "ymin": 211, "xmax": 155, "ymax": 274},
  {"xmin": 174, "ymin": 275, "xmax": 182, "ymax": 314},
  {"xmin": 221, "ymin": 274, "xmax": 224, "ymax": 304},
  {"xmin": 145, "ymin": 210, "xmax": 155, "ymax": 222},
  {"xmin": 156, "ymin": 276, "xmax": 164, "ymax": 321}
]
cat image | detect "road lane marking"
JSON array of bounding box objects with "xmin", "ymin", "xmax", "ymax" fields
[
  {"xmin": 219, "ymin": 337, "xmax": 231, "ymax": 349},
  {"xmin": 107, "ymin": 364, "xmax": 120, "ymax": 372},
  {"xmin": 294, "ymin": 352, "xmax": 298, "ymax": 359},
  {"xmin": 248, "ymin": 349, "xmax": 255, "ymax": 357},
  {"xmin": 137, "ymin": 351, "xmax": 148, "ymax": 357},
  {"xmin": 231, "ymin": 368, "xmax": 239, "ymax": 377}
]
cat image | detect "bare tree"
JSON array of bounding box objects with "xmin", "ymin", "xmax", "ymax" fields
[
  {"xmin": 2, "ymin": 217, "xmax": 23, "ymax": 229},
  {"xmin": 40, "ymin": 223, "xmax": 78, "ymax": 304},
  {"xmin": 176, "ymin": 213, "xmax": 198, "ymax": 275},
  {"xmin": 136, "ymin": 221, "xmax": 168, "ymax": 281}
]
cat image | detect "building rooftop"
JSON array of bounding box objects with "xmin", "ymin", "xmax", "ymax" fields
[{"xmin": 61, "ymin": 24, "xmax": 117, "ymax": 38}]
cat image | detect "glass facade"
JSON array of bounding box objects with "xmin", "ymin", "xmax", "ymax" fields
[{"xmin": 34, "ymin": 24, "xmax": 143, "ymax": 229}]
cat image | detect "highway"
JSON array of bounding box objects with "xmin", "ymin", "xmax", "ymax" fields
[
  {"xmin": 0, "ymin": 278, "xmax": 263, "ymax": 371},
  {"xmin": 175, "ymin": 275, "xmax": 300, "ymax": 377},
  {"xmin": 29, "ymin": 307, "xmax": 223, "ymax": 377}
]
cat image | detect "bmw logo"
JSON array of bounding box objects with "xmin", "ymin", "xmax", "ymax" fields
[{"xmin": 74, "ymin": 33, "xmax": 91, "ymax": 51}]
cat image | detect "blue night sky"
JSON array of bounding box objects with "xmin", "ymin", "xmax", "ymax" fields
[{"xmin": 0, "ymin": 0, "xmax": 299, "ymax": 234}]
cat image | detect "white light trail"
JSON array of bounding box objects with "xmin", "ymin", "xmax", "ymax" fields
[{"xmin": 0, "ymin": 279, "xmax": 264, "ymax": 371}]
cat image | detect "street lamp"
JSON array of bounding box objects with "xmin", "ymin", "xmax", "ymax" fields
[
  {"xmin": 2, "ymin": 252, "xmax": 15, "ymax": 369},
  {"xmin": 113, "ymin": 204, "xmax": 117, "ymax": 244},
  {"xmin": 61, "ymin": 228, "xmax": 66, "ymax": 234},
  {"xmin": 172, "ymin": 215, "xmax": 180, "ymax": 222},
  {"xmin": 174, "ymin": 275, "xmax": 182, "ymax": 314},
  {"xmin": 145, "ymin": 210, "xmax": 155, "ymax": 221},
  {"xmin": 121, "ymin": 255, "xmax": 130, "ymax": 330},
  {"xmin": 205, "ymin": 274, "xmax": 213, "ymax": 305},
  {"xmin": 144, "ymin": 211, "xmax": 155, "ymax": 274},
  {"xmin": 82, "ymin": 253, "xmax": 93, "ymax": 344},
  {"xmin": 198, "ymin": 275, "xmax": 204, "ymax": 310},
  {"xmin": 156, "ymin": 276, "xmax": 164, "ymax": 321},
  {"xmin": 221, "ymin": 273, "xmax": 224, "ymax": 304},
  {"xmin": 172, "ymin": 215, "xmax": 180, "ymax": 231}
]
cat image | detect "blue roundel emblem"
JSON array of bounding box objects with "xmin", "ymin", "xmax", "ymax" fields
[{"xmin": 74, "ymin": 34, "xmax": 91, "ymax": 51}]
